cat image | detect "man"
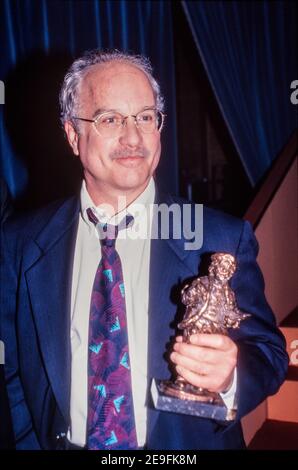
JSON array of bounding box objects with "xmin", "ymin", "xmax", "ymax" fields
[{"xmin": 1, "ymin": 50, "xmax": 288, "ymax": 450}]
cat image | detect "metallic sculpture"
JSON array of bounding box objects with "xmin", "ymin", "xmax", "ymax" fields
[{"xmin": 152, "ymin": 253, "xmax": 250, "ymax": 421}]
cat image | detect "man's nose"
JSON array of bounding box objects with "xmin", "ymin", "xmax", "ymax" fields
[{"xmin": 119, "ymin": 116, "xmax": 142, "ymax": 147}]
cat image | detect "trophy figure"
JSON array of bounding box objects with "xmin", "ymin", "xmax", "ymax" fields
[{"xmin": 151, "ymin": 253, "xmax": 250, "ymax": 421}]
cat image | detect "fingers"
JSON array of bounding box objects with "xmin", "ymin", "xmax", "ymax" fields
[
  {"xmin": 175, "ymin": 365, "xmax": 224, "ymax": 392},
  {"xmin": 170, "ymin": 333, "xmax": 238, "ymax": 393},
  {"xmin": 175, "ymin": 333, "xmax": 235, "ymax": 350},
  {"xmin": 174, "ymin": 360, "xmax": 236, "ymax": 393},
  {"xmin": 173, "ymin": 334, "xmax": 237, "ymax": 364},
  {"xmin": 172, "ymin": 341, "xmax": 215, "ymax": 364},
  {"xmin": 188, "ymin": 333, "xmax": 235, "ymax": 351},
  {"xmin": 176, "ymin": 336, "xmax": 183, "ymax": 343},
  {"xmin": 170, "ymin": 351, "xmax": 214, "ymax": 375}
]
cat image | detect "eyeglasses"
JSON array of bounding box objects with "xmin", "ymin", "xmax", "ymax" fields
[{"xmin": 72, "ymin": 108, "xmax": 165, "ymax": 138}]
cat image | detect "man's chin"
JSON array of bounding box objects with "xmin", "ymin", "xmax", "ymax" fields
[{"xmin": 114, "ymin": 175, "xmax": 150, "ymax": 195}]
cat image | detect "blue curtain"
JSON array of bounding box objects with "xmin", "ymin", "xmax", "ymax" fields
[
  {"xmin": 182, "ymin": 1, "xmax": 298, "ymax": 185},
  {"xmin": 0, "ymin": 0, "xmax": 178, "ymax": 203}
]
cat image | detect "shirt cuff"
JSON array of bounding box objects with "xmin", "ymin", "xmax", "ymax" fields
[{"xmin": 219, "ymin": 367, "xmax": 237, "ymax": 410}]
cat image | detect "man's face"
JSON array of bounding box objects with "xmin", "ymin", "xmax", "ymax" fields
[{"xmin": 65, "ymin": 62, "xmax": 162, "ymax": 203}]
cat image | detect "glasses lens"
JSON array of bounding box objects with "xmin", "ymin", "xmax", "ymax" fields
[
  {"xmin": 137, "ymin": 109, "xmax": 163, "ymax": 133},
  {"xmin": 95, "ymin": 112, "xmax": 123, "ymax": 136}
]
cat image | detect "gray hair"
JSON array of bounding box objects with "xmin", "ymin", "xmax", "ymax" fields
[{"xmin": 59, "ymin": 49, "xmax": 164, "ymax": 128}]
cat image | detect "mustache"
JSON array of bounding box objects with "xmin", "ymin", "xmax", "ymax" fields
[{"xmin": 110, "ymin": 147, "xmax": 150, "ymax": 159}]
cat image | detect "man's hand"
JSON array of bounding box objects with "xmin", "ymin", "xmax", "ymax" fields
[{"xmin": 170, "ymin": 334, "xmax": 238, "ymax": 393}]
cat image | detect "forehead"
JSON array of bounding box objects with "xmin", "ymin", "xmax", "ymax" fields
[{"xmin": 78, "ymin": 62, "xmax": 155, "ymax": 112}]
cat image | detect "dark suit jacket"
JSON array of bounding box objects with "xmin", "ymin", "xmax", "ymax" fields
[{"xmin": 0, "ymin": 192, "xmax": 288, "ymax": 450}]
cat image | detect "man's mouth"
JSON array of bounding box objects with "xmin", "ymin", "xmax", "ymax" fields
[
  {"xmin": 115, "ymin": 155, "xmax": 144, "ymax": 159},
  {"xmin": 114, "ymin": 156, "xmax": 144, "ymax": 167}
]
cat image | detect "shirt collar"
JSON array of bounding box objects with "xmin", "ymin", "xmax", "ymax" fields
[{"xmin": 80, "ymin": 178, "xmax": 156, "ymax": 230}]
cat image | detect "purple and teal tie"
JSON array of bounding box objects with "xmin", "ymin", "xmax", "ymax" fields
[{"xmin": 86, "ymin": 208, "xmax": 138, "ymax": 450}]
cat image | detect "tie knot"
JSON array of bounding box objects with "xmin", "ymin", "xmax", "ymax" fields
[{"xmin": 86, "ymin": 208, "xmax": 134, "ymax": 247}]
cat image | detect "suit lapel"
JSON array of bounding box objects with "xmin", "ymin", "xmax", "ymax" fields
[{"xmin": 25, "ymin": 197, "xmax": 79, "ymax": 424}]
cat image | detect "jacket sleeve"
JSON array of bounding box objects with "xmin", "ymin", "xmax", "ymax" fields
[
  {"xmin": 230, "ymin": 220, "xmax": 289, "ymax": 420},
  {"xmin": 1, "ymin": 225, "xmax": 41, "ymax": 449}
]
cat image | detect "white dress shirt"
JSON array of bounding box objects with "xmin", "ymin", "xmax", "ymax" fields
[
  {"xmin": 68, "ymin": 178, "xmax": 237, "ymax": 447},
  {"xmin": 69, "ymin": 179, "xmax": 154, "ymax": 447}
]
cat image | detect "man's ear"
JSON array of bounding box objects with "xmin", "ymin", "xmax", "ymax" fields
[{"xmin": 64, "ymin": 121, "xmax": 79, "ymax": 156}]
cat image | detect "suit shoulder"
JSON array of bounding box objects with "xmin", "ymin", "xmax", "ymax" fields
[
  {"xmin": 203, "ymin": 206, "xmax": 253, "ymax": 254},
  {"xmin": 202, "ymin": 205, "xmax": 245, "ymax": 232},
  {"xmin": 164, "ymin": 193, "xmax": 245, "ymax": 232},
  {"xmin": 161, "ymin": 193, "xmax": 249, "ymax": 253}
]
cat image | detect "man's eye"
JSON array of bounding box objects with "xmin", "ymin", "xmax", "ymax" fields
[
  {"xmin": 139, "ymin": 113, "xmax": 154, "ymax": 122},
  {"xmin": 101, "ymin": 115, "xmax": 121, "ymax": 125}
]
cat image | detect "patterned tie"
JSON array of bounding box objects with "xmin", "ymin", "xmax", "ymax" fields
[{"xmin": 86, "ymin": 208, "xmax": 138, "ymax": 450}]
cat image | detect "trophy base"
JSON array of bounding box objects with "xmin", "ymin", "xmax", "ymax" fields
[{"xmin": 151, "ymin": 379, "xmax": 236, "ymax": 422}]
